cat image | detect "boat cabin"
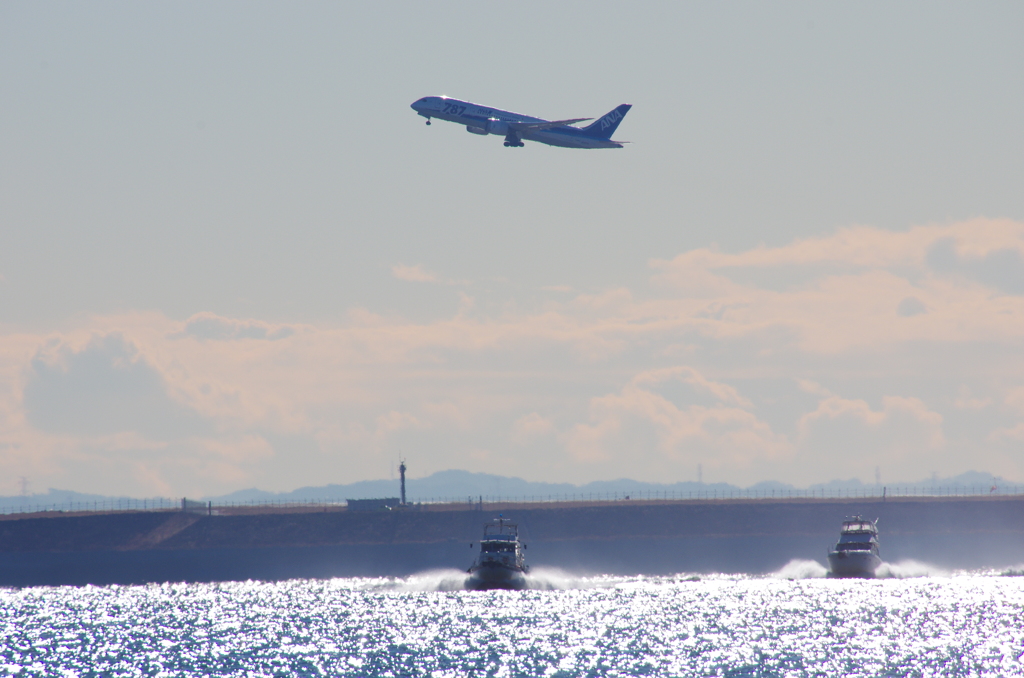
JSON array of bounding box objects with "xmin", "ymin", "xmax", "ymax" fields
[
  {"xmin": 480, "ymin": 538, "xmax": 518, "ymax": 554},
  {"xmin": 840, "ymin": 518, "xmax": 877, "ymax": 534},
  {"xmin": 835, "ymin": 516, "xmax": 879, "ymax": 553},
  {"xmin": 472, "ymin": 518, "xmax": 527, "ymax": 569}
]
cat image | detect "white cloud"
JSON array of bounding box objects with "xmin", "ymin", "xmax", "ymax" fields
[
  {"xmin": 4, "ymin": 219, "xmax": 1024, "ymax": 495},
  {"xmin": 374, "ymin": 410, "xmax": 425, "ymax": 436},
  {"xmin": 653, "ymin": 218, "xmax": 1024, "ymax": 273},
  {"xmin": 647, "ymin": 221, "xmax": 1024, "ymax": 354},
  {"xmin": 988, "ymin": 424, "xmax": 1024, "ymax": 443},
  {"xmin": 799, "ymin": 395, "xmax": 945, "ymax": 447},
  {"xmin": 633, "ymin": 366, "xmax": 753, "ymax": 409},
  {"xmin": 174, "ymin": 313, "xmax": 295, "ymax": 341},
  {"xmin": 23, "ymin": 333, "xmax": 210, "ymax": 439},
  {"xmin": 796, "ymin": 395, "xmax": 945, "ymax": 482},
  {"xmin": 392, "ymin": 264, "xmax": 439, "ymax": 283},
  {"xmin": 797, "ymin": 379, "xmax": 833, "ymax": 398},
  {"xmin": 565, "ymin": 366, "xmax": 791, "ymax": 476},
  {"xmin": 1005, "ymin": 387, "xmax": 1024, "ymax": 415},
  {"xmin": 954, "ymin": 386, "xmax": 992, "ymax": 411},
  {"xmin": 511, "ymin": 412, "xmax": 555, "ymax": 444}
]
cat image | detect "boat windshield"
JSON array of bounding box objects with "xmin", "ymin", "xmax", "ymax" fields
[
  {"xmin": 836, "ymin": 542, "xmax": 875, "ymax": 552},
  {"xmin": 481, "ymin": 541, "xmax": 517, "ymax": 553}
]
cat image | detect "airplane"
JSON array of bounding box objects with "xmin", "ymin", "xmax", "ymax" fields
[{"xmin": 410, "ymin": 96, "xmax": 631, "ymax": 149}]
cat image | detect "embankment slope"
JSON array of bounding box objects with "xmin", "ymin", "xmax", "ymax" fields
[{"xmin": 1, "ymin": 496, "xmax": 1022, "ymax": 586}]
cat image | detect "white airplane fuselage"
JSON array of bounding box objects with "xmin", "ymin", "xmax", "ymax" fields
[{"xmin": 410, "ymin": 96, "xmax": 631, "ymax": 149}]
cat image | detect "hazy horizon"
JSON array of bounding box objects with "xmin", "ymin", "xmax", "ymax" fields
[{"xmin": 3, "ymin": 2, "xmax": 1023, "ymax": 498}]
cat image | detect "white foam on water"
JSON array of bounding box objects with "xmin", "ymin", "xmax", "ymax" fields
[
  {"xmin": 772, "ymin": 559, "xmax": 829, "ymax": 579},
  {"xmin": 391, "ymin": 569, "xmax": 472, "ymax": 592},
  {"xmin": 388, "ymin": 567, "xmax": 646, "ymax": 592},
  {"xmin": 522, "ymin": 567, "xmax": 599, "ymax": 590},
  {"xmin": 876, "ymin": 559, "xmax": 950, "ymax": 578},
  {"xmin": 346, "ymin": 559, "xmax": 976, "ymax": 592}
]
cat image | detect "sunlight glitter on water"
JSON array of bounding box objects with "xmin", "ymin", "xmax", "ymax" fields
[{"xmin": 2, "ymin": 571, "xmax": 1023, "ymax": 677}]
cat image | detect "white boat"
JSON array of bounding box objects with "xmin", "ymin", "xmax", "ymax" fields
[
  {"xmin": 827, "ymin": 516, "xmax": 881, "ymax": 578},
  {"xmin": 466, "ymin": 517, "xmax": 529, "ymax": 590}
]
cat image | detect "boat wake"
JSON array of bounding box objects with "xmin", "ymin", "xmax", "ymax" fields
[
  {"xmin": 383, "ymin": 568, "xmax": 632, "ymax": 592},
  {"xmin": 396, "ymin": 569, "xmax": 474, "ymax": 592},
  {"xmin": 524, "ymin": 567, "xmax": 632, "ymax": 590},
  {"xmin": 770, "ymin": 558, "xmax": 954, "ymax": 580},
  {"xmin": 875, "ymin": 560, "xmax": 950, "ymax": 578},
  {"xmin": 522, "ymin": 567, "xmax": 584, "ymax": 590},
  {"xmin": 773, "ymin": 559, "xmax": 829, "ymax": 579},
  {"xmin": 339, "ymin": 559, "xmax": 965, "ymax": 592}
]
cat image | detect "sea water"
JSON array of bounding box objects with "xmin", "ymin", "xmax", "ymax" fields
[{"xmin": 2, "ymin": 563, "xmax": 1023, "ymax": 677}]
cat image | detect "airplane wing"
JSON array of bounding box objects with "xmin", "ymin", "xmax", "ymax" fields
[{"xmin": 508, "ymin": 118, "xmax": 592, "ymax": 131}]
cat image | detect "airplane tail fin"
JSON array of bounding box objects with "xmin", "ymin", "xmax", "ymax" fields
[{"xmin": 580, "ymin": 104, "xmax": 631, "ymax": 139}]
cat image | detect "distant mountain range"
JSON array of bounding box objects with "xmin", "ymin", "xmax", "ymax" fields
[{"xmin": 1, "ymin": 470, "xmax": 1018, "ymax": 511}]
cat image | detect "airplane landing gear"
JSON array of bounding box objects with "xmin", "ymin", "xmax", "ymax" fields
[
  {"xmin": 503, "ymin": 133, "xmax": 524, "ymax": 147},
  {"xmin": 425, "ymin": 119, "xmax": 431, "ymax": 125}
]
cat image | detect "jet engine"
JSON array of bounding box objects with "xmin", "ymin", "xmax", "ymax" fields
[
  {"xmin": 465, "ymin": 126, "xmax": 488, "ymax": 135},
  {"xmin": 485, "ymin": 118, "xmax": 509, "ymax": 136}
]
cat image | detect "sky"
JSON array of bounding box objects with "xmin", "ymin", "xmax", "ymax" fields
[{"xmin": 2, "ymin": 1, "xmax": 1023, "ymax": 498}]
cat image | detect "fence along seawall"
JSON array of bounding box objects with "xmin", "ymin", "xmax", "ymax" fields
[{"xmin": 2, "ymin": 484, "xmax": 1023, "ymax": 517}]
